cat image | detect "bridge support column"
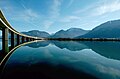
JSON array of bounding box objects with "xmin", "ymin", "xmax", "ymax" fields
[
  {"xmin": 11, "ymin": 31, "xmax": 15, "ymax": 48},
  {"xmin": 30, "ymin": 38, "xmax": 33, "ymax": 41},
  {"xmin": 2, "ymin": 28, "xmax": 9, "ymax": 53},
  {"xmin": 25, "ymin": 37, "xmax": 27, "ymax": 42},
  {"xmin": 28, "ymin": 38, "xmax": 30, "ymax": 41},
  {"xmin": 22, "ymin": 36, "xmax": 25, "ymax": 43},
  {"xmin": 29, "ymin": 38, "xmax": 31, "ymax": 41},
  {"xmin": 17, "ymin": 34, "xmax": 20, "ymax": 45},
  {"xmin": 32, "ymin": 38, "xmax": 34, "ymax": 41},
  {"xmin": 26, "ymin": 37, "xmax": 29, "ymax": 42}
]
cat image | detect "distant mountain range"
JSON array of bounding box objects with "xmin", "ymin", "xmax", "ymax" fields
[
  {"xmin": 22, "ymin": 28, "xmax": 89, "ymax": 38},
  {"xmin": 22, "ymin": 19, "xmax": 120, "ymax": 38},
  {"xmin": 50, "ymin": 28, "xmax": 89, "ymax": 38},
  {"xmin": 77, "ymin": 19, "xmax": 120, "ymax": 38},
  {"xmin": 0, "ymin": 19, "xmax": 119, "ymax": 39},
  {"xmin": 22, "ymin": 30, "xmax": 50, "ymax": 38}
]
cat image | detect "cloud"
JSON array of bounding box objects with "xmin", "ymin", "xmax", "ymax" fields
[
  {"xmin": 73, "ymin": 0, "xmax": 99, "ymax": 15},
  {"xmin": 74, "ymin": 0, "xmax": 120, "ymax": 17},
  {"xmin": 74, "ymin": 6, "xmax": 92, "ymax": 14},
  {"xmin": 59, "ymin": 16, "xmax": 80, "ymax": 23},
  {"xmin": 16, "ymin": 9, "xmax": 41, "ymax": 28},
  {"xmin": 0, "ymin": 0, "xmax": 39, "ymax": 22},
  {"xmin": 93, "ymin": 0, "xmax": 120, "ymax": 16},
  {"xmin": 49, "ymin": 0, "xmax": 62, "ymax": 18},
  {"xmin": 43, "ymin": 0, "xmax": 62, "ymax": 29},
  {"xmin": 0, "ymin": 0, "xmax": 14, "ymax": 13},
  {"xmin": 16, "ymin": 1, "xmax": 39, "ymax": 22},
  {"xmin": 6, "ymin": 8, "xmax": 39, "ymax": 26},
  {"xmin": 19, "ymin": 9, "xmax": 39, "ymax": 22},
  {"xmin": 43, "ymin": 20, "xmax": 54, "ymax": 29}
]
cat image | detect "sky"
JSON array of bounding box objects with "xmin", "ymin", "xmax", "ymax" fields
[{"xmin": 1, "ymin": 0, "xmax": 120, "ymax": 34}]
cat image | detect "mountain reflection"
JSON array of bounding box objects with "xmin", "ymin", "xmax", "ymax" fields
[
  {"xmin": 26, "ymin": 41, "xmax": 120, "ymax": 60},
  {"xmin": 51, "ymin": 41, "xmax": 88, "ymax": 51},
  {"xmin": 81, "ymin": 41, "xmax": 120, "ymax": 60},
  {"xmin": 26, "ymin": 41, "xmax": 50, "ymax": 48}
]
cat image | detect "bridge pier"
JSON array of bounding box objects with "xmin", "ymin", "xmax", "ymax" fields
[
  {"xmin": 20, "ymin": 36, "xmax": 22, "ymax": 44},
  {"xmin": 26, "ymin": 37, "xmax": 29, "ymax": 42},
  {"xmin": 30, "ymin": 38, "xmax": 33, "ymax": 41},
  {"xmin": 28, "ymin": 38, "xmax": 30, "ymax": 41},
  {"xmin": 24, "ymin": 37, "xmax": 26, "ymax": 42},
  {"xmin": 17, "ymin": 34, "xmax": 20, "ymax": 45},
  {"xmin": 22, "ymin": 36, "xmax": 25, "ymax": 43},
  {"xmin": 11, "ymin": 31, "xmax": 15, "ymax": 48},
  {"xmin": 2, "ymin": 28, "xmax": 9, "ymax": 53},
  {"xmin": 33, "ymin": 38, "xmax": 34, "ymax": 41}
]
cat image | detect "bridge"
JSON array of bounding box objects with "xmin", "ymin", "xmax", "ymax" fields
[{"xmin": 0, "ymin": 10, "xmax": 44, "ymax": 66}]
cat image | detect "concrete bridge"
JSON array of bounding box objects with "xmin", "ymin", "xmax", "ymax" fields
[{"xmin": 0, "ymin": 10, "xmax": 43, "ymax": 57}]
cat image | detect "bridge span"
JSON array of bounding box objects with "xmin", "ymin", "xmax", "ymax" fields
[{"xmin": 0, "ymin": 10, "xmax": 44, "ymax": 54}]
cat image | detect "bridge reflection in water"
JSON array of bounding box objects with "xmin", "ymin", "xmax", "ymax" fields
[{"xmin": 0, "ymin": 10, "xmax": 43, "ymax": 66}]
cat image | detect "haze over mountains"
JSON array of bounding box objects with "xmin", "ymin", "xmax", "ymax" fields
[{"xmin": 21, "ymin": 19, "xmax": 120, "ymax": 38}]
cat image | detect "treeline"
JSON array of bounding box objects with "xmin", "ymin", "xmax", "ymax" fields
[{"xmin": 45, "ymin": 38, "xmax": 120, "ymax": 41}]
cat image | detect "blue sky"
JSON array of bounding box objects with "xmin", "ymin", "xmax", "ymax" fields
[{"xmin": 1, "ymin": 0, "xmax": 120, "ymax": 33}]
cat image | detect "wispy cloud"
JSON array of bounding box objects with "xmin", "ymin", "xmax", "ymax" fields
[
  {"xmin": 11, "ymin": 9, "xmax": 40, "ymax": 28},
  {"xmin": 7, "ymin": 8, "xmax": 40, "ymax": 28},
  {"xmin": 43, "ymin": 0, "xmax": 62, "ymax": 29},
  {"xmin": 17, "ymin": 1, "xmax": 39, "ymax": 22},
  {"xmin": 73, "ymin": 5, "xmax": 93, "ymax": 14},
  {"xmin": 18, "ymin": 9, "xmax": 39, "ymax": 22},
  {"xmin": 59, "ymin": 15, "xmax": 80, "ymax": 23},
  {"xmin": 43, "ymin": 20, "xmax": 54, "ymax": 29},
  {"xmin": 74, "ymin": 0, "xmax": 120, "ymax": 17},
  {"xmin": 0, "ymin": 0, "xmax": 14, "ymax": 13},
  {"xmin": 73, "ymin": 0, "xmax": 99, "ymax": 15},
  {"xmin": 93, "ymin": 0, "xmax": 120, "ymax": 16},
  {"xmin": 0, "ymin": 0, "xmax": 41, "ymax": 29},
  {"xmin": 49, "ymin": 0, "xmax": 62, "ymax": 18},
  {"xmin": 1, "ymin": 0, "xmax": 39, "ymax": 22}
]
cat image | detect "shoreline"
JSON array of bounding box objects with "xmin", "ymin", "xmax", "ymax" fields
[{"xmin": 42, "ymin": 38, "xmax": 120, "ymax": 41}]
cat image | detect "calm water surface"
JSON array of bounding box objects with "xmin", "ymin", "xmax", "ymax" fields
[{"xmin": 1, "ymin": 40, "xmax": 120, "ymax": 79}]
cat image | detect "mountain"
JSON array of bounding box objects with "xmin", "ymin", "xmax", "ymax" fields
[
  {"xmin": 77, "ymin": 20, "xmax": 120, "ymax": 38},
  {"xmin": 21, "ymin": 28, "xmax": 89, "ymax": 38},
  {"xmin": 50, "ymin": 28, "xmax": 89, "ymax": 38},
  {"xmin": 22, "ymin": 30, "xmax": 50, "ymax": 38}
]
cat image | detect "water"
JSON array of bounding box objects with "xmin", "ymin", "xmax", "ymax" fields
[{"xmin": 1, "ymin": 40, "xmax": 120, "ymax": 79}]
